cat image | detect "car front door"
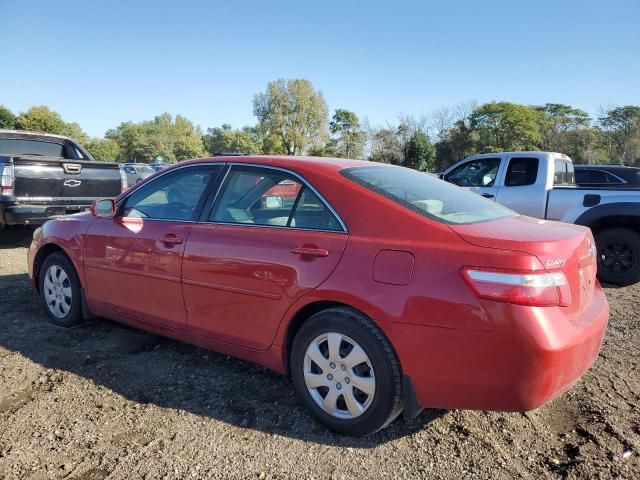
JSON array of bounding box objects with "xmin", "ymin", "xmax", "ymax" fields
[
  {"xmin": 84, "ymin": 164, "xmax": 223, "ymax": 330},
  {"xmin": 182, "ymin": 164, "xmax": 348, "ymax": 350},
  {"xmin": 443, "ymin": 157, "xmax": 503, "ymax": 199}
]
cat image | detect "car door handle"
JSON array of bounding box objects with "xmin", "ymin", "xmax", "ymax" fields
[
  {"xmin": 160, "ymin": 235, "xmax": 183, "ymax": 245},
  {"xmin": 291, "ymin": 246, "xmax": 329, "ymax": 257},
  {"xmin": 481, "ymin": 193, "xmax": 495, "ymax": 199}
]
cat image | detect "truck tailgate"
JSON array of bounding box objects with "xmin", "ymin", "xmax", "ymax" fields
[{"xmin": 13, "ymin": 156, "xmax": 122, "ymax": 202}]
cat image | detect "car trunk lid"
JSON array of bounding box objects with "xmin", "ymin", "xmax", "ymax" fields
[{"xmin": 451, "ymin": 215, "xmax": 597, "ymax": 322}]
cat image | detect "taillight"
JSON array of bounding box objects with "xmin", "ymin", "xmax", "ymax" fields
[
  {"xmin": 119, "ymin": 166, "xmax": 128, "ymax": 193},
  {"xmin": 1, "ymin": 164, "xmax": 15, "ymax": 196},
  {"xmin": 462, "ymin": 267, "xmax": 571, "ymax": 307}
]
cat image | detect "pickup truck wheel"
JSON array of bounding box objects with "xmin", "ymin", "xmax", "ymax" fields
[
  {"xmin": 290, "ymin": 307, "xmax": 404, "ymax": 435},
  {"xmin": 39, "ymin": 252, "xmax": 83, "ymax": 327},
  {"xmin": 595, "ymin": 228, "xmax": 640, "ymax": 286}
]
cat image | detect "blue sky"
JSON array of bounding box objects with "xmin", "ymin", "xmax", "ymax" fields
[{"xmin": 1, "ymin": 0, "xmax": 639, "ymax": 137}]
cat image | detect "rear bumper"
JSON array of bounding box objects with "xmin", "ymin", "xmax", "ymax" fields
[
  {"xmin": 1, "ymin": 204, "xmax": 91, "ymax": 226},
  {"xmin": 384, "ymin": 286, "xmax": 609, "ymax": 412}
]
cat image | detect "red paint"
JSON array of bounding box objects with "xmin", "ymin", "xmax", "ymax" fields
[{"xmin": 28, "ymin": 155, "xmax": 609, "ymax": 413}]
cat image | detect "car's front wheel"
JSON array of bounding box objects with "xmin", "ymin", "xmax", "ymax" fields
[
  {"xmin": 39, "ymin": 252, "xmax": 84, "ymax": 327},
  {"xmin": 290, "ymin": 307, "xmax": 403, "ymax": 435}
]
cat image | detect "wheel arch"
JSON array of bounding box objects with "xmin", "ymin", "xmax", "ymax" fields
[
  {"xmin": 575, "ymin": 203, "xmax": 640, "ymax": 235},
  {"xmin": 281, "ymin": 299, "xmax": 402, "ymax": 378},
  {"xmin": 33, "ymin": 243, "xmax": 70, "ymax": 293}
]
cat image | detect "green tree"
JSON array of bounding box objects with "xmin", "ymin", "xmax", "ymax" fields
[
  {"xmin": 329, "ymin": 109, "xmax": 365, "ymax": 158},
  {"xmin": 534, "ymin": 103, "xmax": 591, "ymax": 152},
  {"xmin": 106, "ymin": 113, "xmax": 205, "ymax": 163},
  {"xmin": 0, "ymin": 105, "xmax": 16, "ymax": 129},
  {"xmin": 406, "ymin": 131, "xmax": 435, "ymax": 171},
  {"xmin": 598, "ymin": 106, "xmax": 640, "ymax": 164},
  {"xmin": 253, "ymin": 79, "xmax": 329, "ymax": 155},
  {"xmin": 15, "ymin": 106, "xmax": 67, "ymax": 134},
  {"xmin": 470, "ymin": 102, "xmax": 543, "ymax": 152},
  {"xmin": 434, "ymin": 120, "xmax": 476, "ymax": 171},
  {"xmin": 85, "ymin": 138, "xmax": 121, "ymax": 160},
  {"xmin": 203, "ymin": 124, "xmax": 261, "ymax": 154}
]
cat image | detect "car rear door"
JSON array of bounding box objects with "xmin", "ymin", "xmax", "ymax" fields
[
  {"xmin": 84, "ymin": 164, "xmax": 224, "ymax": 329},
  {"xmin": 182, "ymin": 164, "xmax": 348, "ymax": 350}
]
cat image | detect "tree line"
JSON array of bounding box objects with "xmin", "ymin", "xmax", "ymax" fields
[{"xmin": 2, "ymin": 78, "xmax": 639, "ymax": 171}]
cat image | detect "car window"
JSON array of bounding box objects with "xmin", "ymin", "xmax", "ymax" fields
[
  {"xmin": 0, "ymin": 139, "xmax": 64, "ymax": 157},
  {"xmin": 210, "ymin": 166, "xmax": 343, "ymax": 231},
  {"xmin": 124, "ymin": 166, "xmax": 136, "ymax": 174},
  {"xmin": 342, "ymin": 166, "xmax": 515, "ymax": 225},
  {"xmin": 576, "ymin": 169, "xmax": 608, "ymax": 184},
  {"xmin": 505, "ymin": 158, "xmax": 539, "ymax": 186},
  {"xmin": 122, "ymin": 166, "xmax": 221, "ymax": 221},
  {"xmin": 604, "ymin": 172, "xmax": 624, "ymax": 184},
  {"xmin": 445, "ymin": 158, "xmax": 501, "ymax": 187}
]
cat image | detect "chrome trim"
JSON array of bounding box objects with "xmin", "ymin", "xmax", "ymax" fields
[
  {"xmin": 195, "ymin": 220, "xmax": 346, "ymax": 234},
  {"xmin": 118, "ymin": 217, "xmax": 196, "ymax": 224}
]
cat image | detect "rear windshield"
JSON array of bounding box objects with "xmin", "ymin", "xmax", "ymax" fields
[
  {"xmin": 0, "ymin": 139, "xmax": 64, "ymax": 157},
  {"xmin": 341, "ymin": 166, "xmax": 516, "ymax": 225}
]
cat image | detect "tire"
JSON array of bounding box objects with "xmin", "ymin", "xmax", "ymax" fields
[
  {"xmin": 39, "ymin": 252, "xmax": 84, "ymax": 327},
  {"xmin": 290, "ymin": 307, "xmax": 403, "ymax": 435},
  {"xmin": 595, "ymin": 228, "xmax": 640, "ymax": 286}
]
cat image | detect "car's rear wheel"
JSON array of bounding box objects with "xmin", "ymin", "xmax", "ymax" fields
[
  {"xmin": 595, "ymin": 228, "xmax": 640, "ymax": 286},
  {"xmin": 39, "ymin": 252, "xmax": 83, "ymax": 327},
  {"xmin": 290, "ymin": 307, "xmax": 403, "ymax": 435}
]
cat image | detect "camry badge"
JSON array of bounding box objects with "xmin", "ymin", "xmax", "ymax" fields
[
  {"xmin": 546, "ymin": 258, "xmax": 566, "ymax": 267},
  {"xmin": 63, "ymin": 179, "xmax": 82, "ymax": 187}
]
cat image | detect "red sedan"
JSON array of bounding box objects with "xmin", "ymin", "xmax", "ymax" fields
[{"xmin": 27, "ymin": 156, "xmax": 609, "ymax": 435}]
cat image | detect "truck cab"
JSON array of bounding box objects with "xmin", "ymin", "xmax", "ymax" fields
[{"xmin": 442, "ymin": 152, "xmax": 573, "ymax": 218}]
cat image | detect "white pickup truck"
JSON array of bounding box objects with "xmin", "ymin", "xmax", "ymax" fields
[{"xmin": 442, "ymin": 151, "xmax": 640, "ymax": 286}]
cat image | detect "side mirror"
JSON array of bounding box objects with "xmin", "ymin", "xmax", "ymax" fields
[
  {"xmin": 91, "ymin": 198, "xmax": 116, "ymax": 218},
  {"xmin": 438, "ymin": 173, "xmax": 445, "ymax": 180}
]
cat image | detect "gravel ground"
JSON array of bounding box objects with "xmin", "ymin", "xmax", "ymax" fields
[{"xmin": 0, "ymin": 228, "xmax": 638, "ymax": 480}]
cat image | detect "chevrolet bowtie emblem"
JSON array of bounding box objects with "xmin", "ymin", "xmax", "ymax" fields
[{"xmin": 63, "ymin": 179, "xmax": 82, "ymax": 187}]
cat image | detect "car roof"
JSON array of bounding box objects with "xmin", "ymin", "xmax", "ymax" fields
[{"xmin": 176, "ymin": 155, "xmax": 388, "ymax": 174}]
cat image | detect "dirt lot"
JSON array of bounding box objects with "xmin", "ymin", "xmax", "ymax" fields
[{"xmin": 0, "ymin": 228, "xmax": 638, "ymax": 480}]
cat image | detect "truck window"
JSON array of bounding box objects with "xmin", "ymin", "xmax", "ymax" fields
[
  {"xmin": 505, "ymin": 158, "xmax": 538, "ymax": 186},
  {"xmin": 554, "ymin": 159, "xmax": 574, "ymax": 186},
  {"xmin": 445, "ymin": 158, "xmax": 501, "ymax": 187},
  {"xmin": 0, "ymin": 139, "xmax": 64, "ymax": 157}
]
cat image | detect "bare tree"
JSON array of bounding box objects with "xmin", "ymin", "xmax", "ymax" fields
[{"xmin": 430, "ymin": 106, "xmax": 453, "ymax": 142}]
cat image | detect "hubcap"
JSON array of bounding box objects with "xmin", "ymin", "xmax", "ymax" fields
[
  {"xmin": 600, "ymin": 242, "xmax": 636, "ymax": 273},
  {"xmin": 43, "ymin": 265, "xmax": 72, "ymax": 318},
  {"xmin": 303, "ymin": 332, "xmax": 375, "ymax": 419}
]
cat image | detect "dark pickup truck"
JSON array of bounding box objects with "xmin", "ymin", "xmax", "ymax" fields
[{"xmin": 0, "ymin": 130, "xmax": 124, "ymax": 231}]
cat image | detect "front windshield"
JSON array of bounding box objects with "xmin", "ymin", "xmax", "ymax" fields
[
  {"xmin": 341, "ymin": 166, "xmax": 516, "ymax": 225},
  {"xmin": 135, "ymin": 165, "xmax": 155, "ymax": 174}
]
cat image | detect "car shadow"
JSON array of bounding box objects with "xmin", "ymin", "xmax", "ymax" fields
[{"xmin": 0, "ymin": 270, "xmax": 446, "ymax": 447}]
